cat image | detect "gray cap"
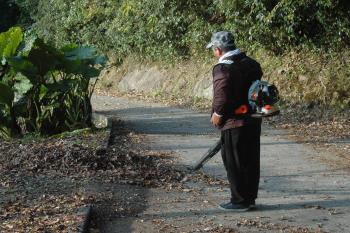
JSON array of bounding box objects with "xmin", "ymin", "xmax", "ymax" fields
[{"xmin": 206, "ymin": 31, "xmax": 235, "ymax": 49}]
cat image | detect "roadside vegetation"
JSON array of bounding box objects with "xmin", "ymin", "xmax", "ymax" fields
[
  {"xmin": 0, "ymin": 0, "xmax": 348, "ymax": 188},
  {"xmin": 3, "ymin": 0, "xmax": 346, "ymax": 152},
  {"xmin": 0, "ymin": 1, "xmax": 349, "ymax": 231},
  {"xmin": 6, "ymin": 0, "xmax": 350, "ymax": 109},
  {"xmin": 0, "ymin": 27, "xmax": 106, "ymax": 139}
]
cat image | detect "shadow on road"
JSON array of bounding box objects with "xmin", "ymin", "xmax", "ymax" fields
[
  {"xmin": 90, "ymin": 184, "xmax": 149, "ymax": 233},
  {"xmin": 138, "ymin": 198, "xmax": 350, "ymax": 220},
  {"xmin": 95, "ymin": 107, "xmax": 217, "ymax": 135},
  {"xmin": 96, "ymin": 107, "xmax": 349, "ymax": 145}
]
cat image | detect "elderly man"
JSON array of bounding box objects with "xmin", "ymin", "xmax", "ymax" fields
[{"xmin": 207, "ymin": 31, "xmax": 263, "ymax": 211}]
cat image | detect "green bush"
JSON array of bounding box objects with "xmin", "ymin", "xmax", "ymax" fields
[
  {"xmin": 22, "ymin": 0, "xmax": 215, "ymax": 60},
  {"xmin": 15, "ymin": 0, "xmax": 350, "ymax": 56},
  {"xmin": 12, "ymin": 0, "xmax": 350, "ymax": 109},
  {"xmin": 217, "ymin": 0, "xmax": 350, "ymax": 53},
  {"xmin": 11, "ymin": 0, "xmax": 39, "ymax": 26},
  {"xmin": 0, "ymin": 27, "xmax": 107, "ymax": 139}
]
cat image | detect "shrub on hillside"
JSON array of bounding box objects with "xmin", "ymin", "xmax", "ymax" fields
[
  {"xmin": 12, "ymin": 0, "xmax": 350, "ymax": 109},
  {"xmin": 17, "ymin": 0, "xmax": 214, "ymax": 60},
  {"xmin": 216, "ymin": 0, "xmax": 350, "ymax": 53},
  {"xmin": 14, "ymin": 0, "xmax": 350, "ymax": 56}
]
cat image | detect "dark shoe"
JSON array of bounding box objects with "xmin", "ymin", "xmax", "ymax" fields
[
  {"xmin": 219, "ymin": 202, "xmax": 250, "ymax": 211},
  {"xmin": 245, "ymin": 200, "xmax": 256, "ymax": 209}
]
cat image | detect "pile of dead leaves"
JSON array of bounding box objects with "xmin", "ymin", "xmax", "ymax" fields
[
  {"xmin": 0, "ymin": 121, "xmax": 188, "ymax": 232},
  {"xmin": 0, "ymin": 126, "xmax": 185, "ymax": 188}
]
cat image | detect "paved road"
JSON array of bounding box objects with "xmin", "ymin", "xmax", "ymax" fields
[{"xmin": 92, "ymin": 95, "xmax": 350, "ymax": 233}]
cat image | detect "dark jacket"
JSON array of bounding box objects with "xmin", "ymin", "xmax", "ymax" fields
[{"xmin": 212, "ymin": 52, "xmax": 263, "ymax": 130}]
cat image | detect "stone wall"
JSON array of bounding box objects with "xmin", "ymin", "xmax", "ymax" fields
[{"xmin": 98, "ymin": 60, "xmax": 214, "ymax": 101}]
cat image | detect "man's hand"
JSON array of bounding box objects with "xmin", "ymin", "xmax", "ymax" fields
[{"xmin": 211, "ymin": 113, "xmax": 222, "ymax": 127}]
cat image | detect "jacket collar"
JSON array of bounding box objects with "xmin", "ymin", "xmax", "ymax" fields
[{"xmin": 219, "ymin": 48, "xmax": 241, "ymax": 63}]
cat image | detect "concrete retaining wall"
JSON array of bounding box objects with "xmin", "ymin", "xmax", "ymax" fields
[{"xmin": 98, "ymin": 61, "xmax": 214, "ymax": 101}]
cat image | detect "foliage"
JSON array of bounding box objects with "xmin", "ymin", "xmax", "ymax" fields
[
  {"xmin": 0, "ymin": 27, "xmax": 23, "ymax": 138},
  {"xmin": 0, "ymin": 27, "xmax": 107, "ymax": 139},
  {"xmin": 12, "ymin": 0, "xmax": 350, "ymax": 109},
  {"xmin": 0, "ymin": 27, "xmax": 23, "ymax": 57},
  {"xmin": 10, "ymin": 0, "xmax": 39, "ymax": 27},
  {"xmin": 10, "ymin": 0, "xmax": 213, "ymax": 59},
  {"xmin": 215, "ymin": 0, "xmax": 350, "ymax": 53},
  {"xmin": 13, "ymin": 0, "xmax": 350, "ymax": 57}
]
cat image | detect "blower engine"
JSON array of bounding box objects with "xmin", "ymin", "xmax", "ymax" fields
[{"xmin": 248, "ymin": 80, "xmax": 280, "ymax": 118}]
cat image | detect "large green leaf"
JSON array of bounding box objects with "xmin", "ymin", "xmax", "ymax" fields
[
  {"xmin": 39, "ymin": 85, "xmax": 48, "ymax": 101},
  {"xmin": 60, "ymin": 59, "xmax": 82, "ymax": 74},
  {"xmin": 80, "ymin": 66, "xmax": 101, "ymax": 78},
  {"xmin": 61, "ymin": 59, "xmax": 101, "ymax": 78},
  {"xmin": 0, "ymin": 82, "xmax": 14, "ymax": 106},
  {"xmin": 14, "ymin": 73, "xmax": 33, "ymax": 98},
  {"xmin": 0, "ymin": 67, "xmax": 17, "ymax": 85},
  {"xmin": 46, "ymin": 79, "xmax": 78, "ymax": 93},
  {"xmin": 63, "ymin": 46, "xmax": 97, "ymax": 60},
  {"xmin": 62, "ymin": 45, "xmax": 107, "ymax": 65},
  {"xmin": 27, "ymin": 39, "xmax": 62, "ymax": 77},
  {"xmin": 0, "ymin": 27, "xmax": 23, "ymax": 59},
  {"xmin": 8, "ymin": 57, "xmax": 38, "ymax": 82}
]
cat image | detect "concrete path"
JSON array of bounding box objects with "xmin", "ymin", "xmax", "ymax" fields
[{"xmin": 92, "ymin": 95, "xmax": 350, "ymax": 233}]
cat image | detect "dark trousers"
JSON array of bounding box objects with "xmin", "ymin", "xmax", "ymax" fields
[{"xmin": 221, "ymin": 122, "xmax": 261, "ymax": 203}]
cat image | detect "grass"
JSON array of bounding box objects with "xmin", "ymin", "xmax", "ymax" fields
[{"xmin": 256, "ymin": 48, "xmax": 350, "ymax": 109}]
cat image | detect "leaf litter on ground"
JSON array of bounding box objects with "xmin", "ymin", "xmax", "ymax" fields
[
  {"xmin": 1, "ymin": 99, "xmax": 343, "ymax": 232},
  {"xmin": 0, "ymin": 120, "xmax": 193, "ymax": 232}
]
